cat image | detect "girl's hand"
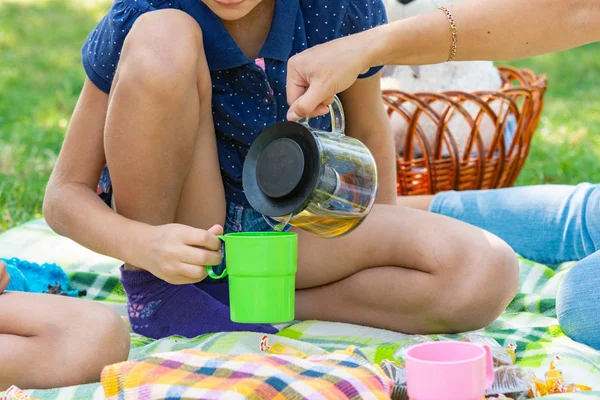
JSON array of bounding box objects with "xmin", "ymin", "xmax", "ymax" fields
[
  {"xmin": 286, "ymin": 32, "xmax": 374, "ymax": 121},
  {"xmin": 0, "ymin": 261, "xmax": 10, "ymax": 294},
  {"xmin": 138, "ymin": 224, "xmax": 224, "ymax": 285}
]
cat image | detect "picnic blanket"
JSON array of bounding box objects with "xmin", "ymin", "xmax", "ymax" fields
[
  {"xmin": 1, "ymin": 219, "xmax": 600, "ymax": 400},
  {"xmin": 101, "ymin": 346, "xmax": 393, "ymax": 399}
]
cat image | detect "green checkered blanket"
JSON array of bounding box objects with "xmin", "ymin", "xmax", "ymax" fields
[{"xmin": 1, "ymin": 219, "xmax": 599, "ymax": 399}]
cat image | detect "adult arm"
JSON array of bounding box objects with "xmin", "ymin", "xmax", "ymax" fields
[{"xmin": 287, "ymin": 0, "xmax": 600, "ymax": 119}]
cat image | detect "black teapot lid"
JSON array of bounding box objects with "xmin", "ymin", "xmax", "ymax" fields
[{"xmin": 243, "ymin": 121, "xmax": 320, "ymax": 217}]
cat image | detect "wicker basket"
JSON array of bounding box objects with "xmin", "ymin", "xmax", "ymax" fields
[{"xmin": 383, "ymin": 66, "xmax": 547, "ymax": 196}]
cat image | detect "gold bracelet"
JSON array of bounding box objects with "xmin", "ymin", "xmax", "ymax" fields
[{"xmin": 438, "ymin": 6, "xmax": 457, "ymax": 62}]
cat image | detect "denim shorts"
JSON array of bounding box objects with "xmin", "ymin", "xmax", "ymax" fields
[{"xmin": 223, "ymin": 202, "xmax": 275, "ymax": 235}]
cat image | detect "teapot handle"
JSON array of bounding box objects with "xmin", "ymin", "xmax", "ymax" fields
[{"xmin": 300, "ymin": 95, "xmax": 345, "ymax": 135}]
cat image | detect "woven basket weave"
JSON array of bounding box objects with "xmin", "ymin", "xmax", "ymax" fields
[{"xmin": 383, "ymin": 66, "xmax": 548, "ymax": 196}]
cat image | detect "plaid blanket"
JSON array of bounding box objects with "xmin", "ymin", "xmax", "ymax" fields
[
  {"xmin": 101, "ymin": 346, "xmax": 392, "ymax": 399},
  {"xmin": 1, "ymin": 219, "xmax": 600, "ymax": 400}
]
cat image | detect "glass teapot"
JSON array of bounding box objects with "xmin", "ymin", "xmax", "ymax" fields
[{"xmin": 242, "ymin": 95, "xmax": 378, "ymax": 238}]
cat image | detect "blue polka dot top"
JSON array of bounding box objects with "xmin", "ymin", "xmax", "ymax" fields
[{"xmin": 83, "ymin": 0, "xmax": 387, "ymax": 204}]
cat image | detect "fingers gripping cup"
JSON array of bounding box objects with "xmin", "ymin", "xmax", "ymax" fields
[
  {"xmin": 205, "ymin": 232, "xmax": 297, "ymax": 324},
  {"xmin": 406, "ymin": 341, "xmax": 494, "ymax": 400}
]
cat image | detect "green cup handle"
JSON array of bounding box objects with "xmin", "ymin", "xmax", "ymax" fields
[{"xmin": 206, "ymin": 235, "xmax": 227, "ymax": 280}]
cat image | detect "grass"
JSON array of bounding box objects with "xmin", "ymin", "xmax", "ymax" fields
[
  {"xmin": 0, "ymin": 0, "xmax": 111, "ymax": 231},
  {"xmin": 511, "ymin": 45, "xmax": 600, "ymax": 185},
  {"xmin": 0, "ymin": 0, "xmax": 599, "ymax": 232}
]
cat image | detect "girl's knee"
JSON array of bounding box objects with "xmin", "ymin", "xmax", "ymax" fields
[
  {"xmin": 91, "ymin": 303, "xmax": 130, "ymax": 362},
  {"xmin": 32, "ymin": 300, "xmax": 129, "ymax": 387},
  {"xmin": 117, "ymin": 9, "xmax": 206, "ymax": 95},
  {"xmin": 557, "ymin": 255, "xmax": 600, "ymax": 349},
  {"xmin": 438, "ymin": 236, "xmax": 519, "ymax": 332},
  {"xmin": 69, "ymin": 302, "xmax": 130, "ymax": 373}
]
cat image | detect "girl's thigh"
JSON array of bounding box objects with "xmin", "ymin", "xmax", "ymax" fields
[{"xmin": 293, "ymin": 203, "xmax": 515, "ymax": 289}]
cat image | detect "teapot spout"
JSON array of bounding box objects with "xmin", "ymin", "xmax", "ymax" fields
[{"xmin": 263, "ymin": 214, "xmax": 294, "ymax": 232}]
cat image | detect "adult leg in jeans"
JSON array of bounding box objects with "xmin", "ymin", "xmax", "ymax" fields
[
  {"xmin": 419, "ymin": 183, "xmax": 600, "ymax": 349},
  {"xmin": 427, "ymin": 183, "xmax": 600, "ymax": 264},
  {"xmin": 556, "ymin": 250, "xmax": 600, "ymax": 349}
]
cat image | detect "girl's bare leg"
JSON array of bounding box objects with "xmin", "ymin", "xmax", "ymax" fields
[
  {"xmin": 294, "ymin": 204, "xmax": 519, "ymax": 334},
  {"xmin": 101, "ymin": 10, "xmax": 275, "ymax": 338},
  {"xmin": 104, "ymin": 10, "xmax": 225, "ymax": 273},
  {"xmin": 0, "ymin": 291, "xmax": 129, "ymax": 390}
]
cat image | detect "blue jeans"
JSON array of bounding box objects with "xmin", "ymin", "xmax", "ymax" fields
[{"xmin": 429, "ymin": 183, "xmax": 600, "ymax": 349}]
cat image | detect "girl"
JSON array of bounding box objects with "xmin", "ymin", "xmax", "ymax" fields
[
  {"xmin": 0, "ymin": 260, "xmax": 130, "ymax": 390},
  {"xmin": 44, "ymin": 0, "xmax": 518, "ymax": 339}
]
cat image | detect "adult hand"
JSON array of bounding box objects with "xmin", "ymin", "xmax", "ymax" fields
[
  {"xmin": 137, "ymin": 224, "xmax": 223, "ymax": 285},
  {"xmin": 286, "ymin": 33, "xmax": 374, "ymax": 121},
  {"xmin": 0, "ymin": 260, "xmax": 10, "ymax": 294}
]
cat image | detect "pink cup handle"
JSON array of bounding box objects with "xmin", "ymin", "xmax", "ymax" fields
[{"xmin": 483, "ymin": 344, "xmax": 495, "ymax": 389}]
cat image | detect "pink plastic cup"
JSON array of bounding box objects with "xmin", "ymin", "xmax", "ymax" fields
[{"xmin": 405, "ymin": 341, "xmax": 494, "ymax": 400}]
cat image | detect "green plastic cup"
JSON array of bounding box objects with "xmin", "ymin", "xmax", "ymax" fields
[{"xmin": 206, "ymin": 232, "xmax": 297, "ymax": 324}]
